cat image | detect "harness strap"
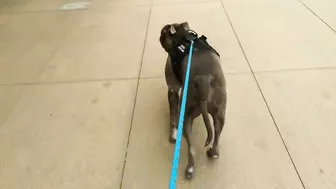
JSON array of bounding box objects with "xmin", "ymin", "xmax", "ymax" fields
[{"xmin": 169, "ymin": 33, "xmax": 219, "ymax": 84}]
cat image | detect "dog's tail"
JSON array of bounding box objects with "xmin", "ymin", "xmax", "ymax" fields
[{"xmin": 195, "ymin": 75, "xmax": 213, "ymax": 147}]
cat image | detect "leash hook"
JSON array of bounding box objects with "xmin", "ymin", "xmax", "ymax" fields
[{"xmin": 185, "ymin": 30, "xmax": 198, "ymax": 42}]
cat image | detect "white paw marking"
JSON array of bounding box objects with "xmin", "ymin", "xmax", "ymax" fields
[
  {"xmin": 188, "ymin": 167, "xmax": 194, "ymax": 173},
  {"xmin": 171, "ymin": 128, "xmax": 177, "ymax": 140},
  {"xmin": 190, "ymin": 148, "xmax": 196, "ymax": 156}
]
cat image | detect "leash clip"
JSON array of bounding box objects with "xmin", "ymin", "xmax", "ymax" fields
[{"xmin": 185, "ymin": 30, "xmax": 198, "ymax": 41}]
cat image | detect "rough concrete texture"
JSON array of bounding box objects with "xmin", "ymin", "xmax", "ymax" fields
[{"xmin": 0, "ymin": 0, "xmax": 335, "ymax": 188}]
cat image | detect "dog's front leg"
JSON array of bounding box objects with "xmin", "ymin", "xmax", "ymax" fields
[
  {"xmin": 168, "ymin": 89, "xmax": 179, "ymax": 143},
  {"xmin": 183, "ymin": 114, "xmax": 195, "ymax": 180}
]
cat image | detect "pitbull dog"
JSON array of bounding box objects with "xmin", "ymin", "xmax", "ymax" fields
[{"xmin": 160, "ymin": 22, "xmax": 227, "ymax": 180}]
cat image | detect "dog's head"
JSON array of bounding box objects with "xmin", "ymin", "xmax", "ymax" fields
[{"xmin": 159, "ymin": 22, "xmax": 190, "ymax": 53}]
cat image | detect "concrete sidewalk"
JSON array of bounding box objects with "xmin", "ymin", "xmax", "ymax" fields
[{"xmin": 0, "ymin": 0, "xmax": 335, "ymax": 188}]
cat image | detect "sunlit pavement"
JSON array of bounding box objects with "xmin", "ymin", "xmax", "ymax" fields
[{"xmin": 0, "ymin": 0, "xmax": 336, "ymax": 188}]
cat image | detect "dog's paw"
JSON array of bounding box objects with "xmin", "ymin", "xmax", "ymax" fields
[
  {"xmin": 185, "ymin": 166, "xmax": 194, "ymax": 180},
  {"xmin": 206, "ymin": 148, "xmax": 219, "ymax": 159},
  {"xmin": 169, "ymin": 136, "xmax": 176, "ymax": 143},
  {"xmin": 169, "ymin": 128, "xmax": 177, "ymax": 143}
]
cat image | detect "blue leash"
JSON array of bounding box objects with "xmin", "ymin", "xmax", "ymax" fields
[{"xmin": 169, "ymin": 40, "xmax": 195, "ymax": 189}]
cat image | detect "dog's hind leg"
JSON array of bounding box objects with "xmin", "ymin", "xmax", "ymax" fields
[
  {"xmin": 168, "ymin": 89, "xmax": 179, "ymax": 143},
  {"xmin": 194, "ymin": 75, "xmax": 213, "ymax": 147},
  {"xmin": 207, "ymin": 113, "xmax": 225, "ymax": 159},
  {"xmin": 183, "ymin": 114, "xmax": 195, "ymax": 180},
  {"xmin": 207, "ymin": 95, "xmax": 227, "ymax": 158},
  {"xmin": 207, "ymin": 89, "xmax": 227, "ymax": 158}
]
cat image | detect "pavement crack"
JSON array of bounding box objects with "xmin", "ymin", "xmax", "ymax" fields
[
  {"xmin": 299, "ymin": 0, "xmax": 336, "ymax": 35},
  {"xmin": 118, "ymin": 1, "xmax": 154, "ymax": 189},
  {"xmin": 220, "ymin": 1, "xmax": 307, "ymax": 189}
]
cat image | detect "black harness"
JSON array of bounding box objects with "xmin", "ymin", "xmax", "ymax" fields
[{"xmin": 168, "ymin": 30, "xmax": 220, "ymax": 83}]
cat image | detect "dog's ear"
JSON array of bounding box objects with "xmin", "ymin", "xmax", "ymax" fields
[
  {"xmin": 160, "ymin": 25, "xmax": 174, "ymax": 52},
  {"xmin": 181, "ymin": 22, "xmax": 190, "ymax": 30},
  {"xmin": 169, "ymin": 25, "xmax": 177, "ymax": 34},
  {"xmin": 161, "ymin": 24, "xmax": 171, "ymax": 35}
]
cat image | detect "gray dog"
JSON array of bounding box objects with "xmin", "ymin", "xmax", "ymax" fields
[{"xmin": 159, "ymin": 22, "xmax": 227, "ymax": 180}]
